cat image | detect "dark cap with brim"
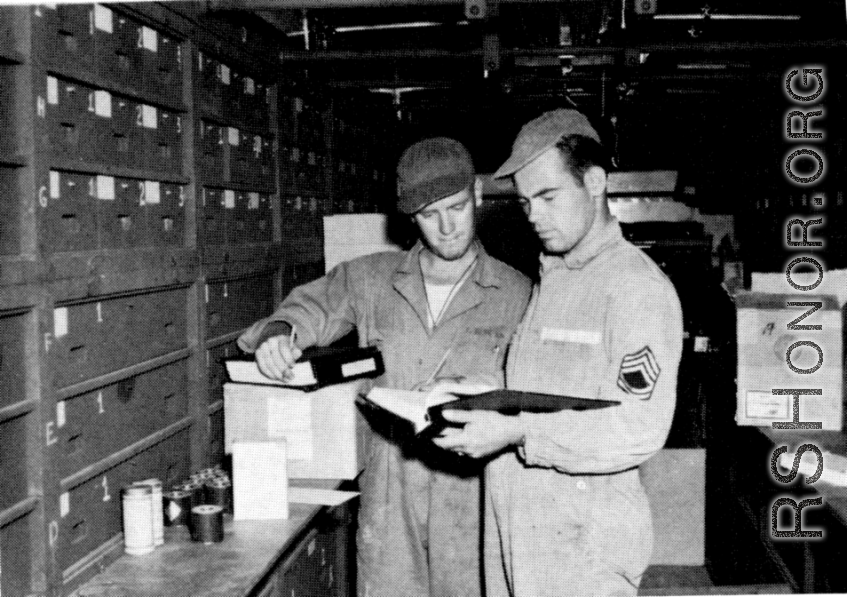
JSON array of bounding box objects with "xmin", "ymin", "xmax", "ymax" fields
[
  {"xmin": 493, "ymin": 109, "xmax": 600, "ymax": 179},
  {"xmin": 397, "ymin": 137, "xmax": 475, "ymax": 214}
]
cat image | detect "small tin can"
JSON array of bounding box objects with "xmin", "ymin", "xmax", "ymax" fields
[
  {"xmin": 133, "ymin": 479, "xmax": 164, "ymax": 546},
  {"xmin": 122, "ymin": 484, "xmax": 154, "ymax": 556},
  {"xmin": 163, "ymin": 489, "xmax": 192, "ymax": 527},
  {"xmin": 175, "ymin": 481, "xmax": 205, "ymax": 509},
  {"xmin": 191, "ymin": 504, "xmax": 225, "ymax": 544},
  {"xmin": 204, "ymin": 477, "xmax": 232, "ymax": 513}
]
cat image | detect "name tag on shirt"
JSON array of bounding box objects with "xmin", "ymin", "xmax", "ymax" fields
[{"xmin": 540, "ymin": 327, "xmax": 601, "ymax": 345}]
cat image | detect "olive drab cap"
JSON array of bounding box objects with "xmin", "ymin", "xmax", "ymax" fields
[
  {"xmin": 493, "ymin": 109, "xmax": 601, "ymax": 179},
  {"xmin": 396, "ymin": 137, "xmax": 476, "ymax": 214}
]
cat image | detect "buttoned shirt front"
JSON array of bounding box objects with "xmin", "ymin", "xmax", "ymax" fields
[
  {"xmin": 485, "ymin": 218, "xmax": 684, "ymax": 597},
  {"xmin": 239, "ymin": 241, "xmax": 532, "ymax": 597}
]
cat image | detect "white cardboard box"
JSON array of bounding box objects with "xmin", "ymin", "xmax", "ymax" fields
[
  {"xmin": 224, "ymin": 379, "xmax": 369, "ymax": 479},
  {"xmin": 736, "ymin": 292, "xmax": 843, "ymax": 431}
]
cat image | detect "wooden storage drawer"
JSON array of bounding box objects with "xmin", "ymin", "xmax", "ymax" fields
[
  {"xmin": 205, "ymin": 274, "xmax": 275, "ymax": 340},
  {"xmin": 57, "ymin": 359, "xmax": 189, "ymax": 479},
  {"xmin": 0, "ymin": 413, "xmax": 29, "ymax": 511},
  {"xmin": 50, "ymin": 287, "xmax": 188, "ymax": 389},
  {"xmin": 0, "ymin": 310, "xmax": 27, "ymax": 409},
  {"xmin": 1, "ymin": 510, "xmax": 34, "ymax": 597},
  {"xmin": 58, "ymin": 427, "xmax": 190, "ymax": 575}
]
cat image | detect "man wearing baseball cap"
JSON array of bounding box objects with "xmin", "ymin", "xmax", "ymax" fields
[
  {"xmin": 434, "ymin": 111, "xmax": 683, "ymax": 596},
  {"xmin": 239, "ymin": 137, "xmax": 531, "ymax": 597}
]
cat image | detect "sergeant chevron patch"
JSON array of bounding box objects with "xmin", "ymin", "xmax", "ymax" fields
[{"xmin": 617, "ymin": 346, "xmax": 660, "ymax": 400}]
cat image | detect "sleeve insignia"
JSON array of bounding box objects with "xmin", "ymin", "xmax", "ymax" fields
[{"xmin": 617, "ymin": 345, "xmax": 660, "ymax": 400}]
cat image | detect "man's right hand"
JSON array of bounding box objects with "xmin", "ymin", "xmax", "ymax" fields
[{"xmin": 255, "ymin": 335, "xmax": 303, "ymax": 382}]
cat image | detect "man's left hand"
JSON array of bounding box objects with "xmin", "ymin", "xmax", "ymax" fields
[{"xmin": 432, "ymin": 410, "xmax": 525, "ymax": 459}]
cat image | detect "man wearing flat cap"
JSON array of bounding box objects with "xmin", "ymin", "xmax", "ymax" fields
[
  {"xmin": 434, "ymin": 110, "xmax": 683, "ymax": 596},
  {"xmin": 238, "ymin": 137, "xmax": 531, "ymax": 597}
]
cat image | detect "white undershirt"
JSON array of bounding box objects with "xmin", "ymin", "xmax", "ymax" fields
[
  {"xmin": 424, "ymin": 282, "xmax": 456, "ymax": 329},
  {"xmin": 421, "ymin": 253, "xmax": 478, "ymax": 329}
]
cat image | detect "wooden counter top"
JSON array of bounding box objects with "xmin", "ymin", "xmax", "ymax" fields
[{"xmin": 72, "ymin": 479, "xmax": 349, "ymax": 597}]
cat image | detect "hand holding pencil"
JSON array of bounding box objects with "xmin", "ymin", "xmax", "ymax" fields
[{"xmin": 255, "ymin": 324, "xmax": 304, "ymax": 382}]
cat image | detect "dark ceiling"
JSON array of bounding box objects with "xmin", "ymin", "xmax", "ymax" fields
[{"xmin": 206, "ymin": 0, "xmax": 846, "ymax": 214}]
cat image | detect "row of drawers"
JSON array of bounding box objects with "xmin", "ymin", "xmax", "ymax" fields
[
  {"xmin": 197, "ymin": 50, "xmax": 271, "ymax": 129},
  {"xmin": 198, "ymin": 120, "xmax": 275, "ymax": 189},
  {"xmin": 0, "ymin": 274, "xmax": 275, "ymax": 402},
  {"xmin": 34, "ymin": 4, "xmax": 272, "ymax": 129},
  {"xmin": 0, "ymin": 353, "xmax": 230, "ymax": 515},
  {"xmin": 0, "ymin": 410, "xmax": 191, "ymax": 583},
  {"xmin": 42, "ymin": 76, "xmax": 275, "ymax": 183},
  {"xmin": 36, "ymin": 170, "xmax": 276, "ymax": 252},
  {"xmin": 35, "ymin": 3, "xmax": 183, "ymax": 107},
  {"xmin": 40, "ymin": 171, "xmax": 184, "ymax": 253},
  {"xmin": 278, "ymin": 147, "xmax": 390, "ymax": 203},
  {"xmin": 56, "ymin": 428, "xmax": 191, "ymax": 576},
  {"xmin": 202, "ymin": 187, "xmax": 274, "ymax": 246},
  {"xmin": 42, "ymin": 74, "xmax": 184, "ymax": 174}
]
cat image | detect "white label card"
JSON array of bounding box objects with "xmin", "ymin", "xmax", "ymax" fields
[
  {"xmin": 56, "ymin": 401, "xmax": 66, "ymax": 428},
  {"xmin": 244, "ymin": 77, "xmax": 255, "ymax": 95},
  {"xmin": 94, "ymin": 90, "xmax": 112, "ymax": 118},
  {"xmin": 49, "ymin": 171, "xmax": 60, "ymax": 199},
  {"xmin": 540, "ymin": 327, "xmax": 602, "ymax": 345},
  {"xmin": 745, "ymin": 391, "xmax": 790, "ymax": 419},
  {"xmin": 142, "ymin": 105, "xmax": 157, "ymax": 129},
  {"xmin": 93, "ymin": 4, "xmax": 113, "ymax": 33},
  {"xmin": 54, "ymin": 307, "xmax": 69, "ymax": 338},
  {"xmin": 223, "ymin": 190, "xmax": 236, "ymax": 209},
  {"xmin": 60, "ymin": 492, "xmax": 70, "ymax": 517},
  {"xmin": 141, "ymin": 26, "xmax": 158, "ymax": 52},
  {"xmin": 341, "ymin": 358, "xmax": 376, "ymax": 378},
  {"xmin": 47, "ymin": 76, "xmax": 59, "ymax": 105},
  {"xmin": 220, "ymin": 64, "xmax": 231, "ymax": 85},
  {"xmin": 144, "ymin": 181, "xmax": 161, "ymax": 205},
  {"xmin": 96, "ymin": 175, "xmax": 115, "ymax": 201},
  {"xmin": 227, "ymin": 127, "xmax": 239, "ymax": 146},
  {"xmin": 248, "ymin": 192, "xmax": 260, "ymax": 210}
]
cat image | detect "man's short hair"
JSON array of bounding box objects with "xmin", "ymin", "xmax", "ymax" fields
[{"xmin": 553, "ymin": 134, "xmax": 612, "ymax": 187}]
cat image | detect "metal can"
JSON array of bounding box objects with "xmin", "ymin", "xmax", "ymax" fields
[
  {"xmin": 175, "ymin": 481, "xmax": 205, "ymax": 509},
  {"xmin": 204, "ymin": 477, "xmax": 232, "ymax": 513},
  {"xmin": 133, "ymin": 479, "xmax": 164, "ymax": 546},
  {"xmin": 191, "ymin": 504, "xmax": 225, "ymax": 544},
  {"xmin": 122, "ymin": 484, "xmax": 154, "ymax": 556},
  {"xmin": 163, "ymin": 489, "xmax": 192, "ymax": 527}
]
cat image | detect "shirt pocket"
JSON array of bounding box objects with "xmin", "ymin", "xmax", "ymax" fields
[
  {"xmin": 453, "ymin": 325, "xmax": 508, "ymax": 379},
  {"xmin": 521, "ymin": 327, "xmax": 606, "ymax": 398}
]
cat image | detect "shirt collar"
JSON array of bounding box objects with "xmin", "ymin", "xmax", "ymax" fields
[
  {"xmin": 396, "ymin": 239, "xmax": 501, "ymax": 288},
  {"xmin": 540, "ymin": 218, "xmax": 624, "ymax": 274}
]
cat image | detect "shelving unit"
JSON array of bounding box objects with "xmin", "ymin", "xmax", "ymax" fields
[{"xmin": 0, "ymin": 4, "xmax": 395, "ymax": 596}]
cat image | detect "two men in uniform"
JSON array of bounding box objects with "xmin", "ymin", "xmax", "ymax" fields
[{"xmin": 240, "ymin": 109, "xmax": 683, "ymax": 597}]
